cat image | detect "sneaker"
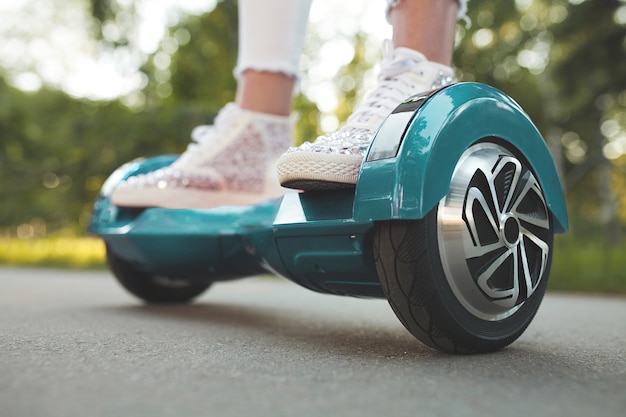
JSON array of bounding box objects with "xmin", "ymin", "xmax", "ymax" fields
[
  {"xmin": 276, "ymin": 42, "xmax": 456, "ymax": 190},
  {"xmin": 111, "ymin": 103, "xmax": 294, "ymax": 209}
]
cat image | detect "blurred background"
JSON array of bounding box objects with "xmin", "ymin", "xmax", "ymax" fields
[{"xmin": 0, "ymin": 0, "xmax": 625, "ymax": 292}]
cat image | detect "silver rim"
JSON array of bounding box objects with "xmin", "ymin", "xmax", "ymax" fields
[{"xmin": 437, "ymin": 142, "xmax": 551, "ymax": 321}]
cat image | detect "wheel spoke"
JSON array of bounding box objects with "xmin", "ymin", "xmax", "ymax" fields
[
  {"xmin": 518, "ymin": 237, "xmax": 535, "ymax": 299},
  {"xmin": 520, "ymin": 225, "xmax": 550, "ymax": 254},
  {"xmin": 489, "ymin": 156, "xmax": 522, "ymax": 215},
  {"xmin": 476, "ymin": 247, "xmax": 518, "ymax": 305},
  {"xmin": 517, "ymin": 212, "xmax": 550, "ymax": 230},
  {"xmin": 465, "ymin": 185, "xmax": 500, "ymax": 246},
  {"xmin": 518, "ymin": 229, "xmax": 548, "ymax": 298},
  {"xmin": 520, "ymin": 224, "xmax": 550, "ymax": 283},
  {"xmin": 467, "ymin": 240, "xmax": 506, "ymax": 258},
  {"xmin": 511, "ymin": 172, "xmax": 550, "ymax": 230}
]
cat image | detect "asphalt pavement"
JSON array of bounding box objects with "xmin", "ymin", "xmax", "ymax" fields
[{"xmin": 1, "ymin": 267, "xmax": 625, "ymax": 417}]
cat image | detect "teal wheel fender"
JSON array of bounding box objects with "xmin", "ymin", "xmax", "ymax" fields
[{"xmin": 354, "ymin": 82, "xmax": 568, "ymax": 233}]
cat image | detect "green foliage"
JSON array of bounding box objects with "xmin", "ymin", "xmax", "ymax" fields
[
  {"xmin": 0, "ymin": 237, "xmax": 105, "ymax": 269},
  {"xmin": 88, "ymin": 0, "xmax": 139, "ymax": 47},
  {"xmin": 550, "ymin": 236, "xmax": 626, "ymax": 293},
  {"xmin": 333, "ymin": 35, "xmax": 372, "ymax": 126},
  {"xmin": 0, "ymin": 76, "xmax": 211, "ymax": 234},
  {"xmin": 165, "ymin": 4, "xmax": 238, "ymax": 108}
]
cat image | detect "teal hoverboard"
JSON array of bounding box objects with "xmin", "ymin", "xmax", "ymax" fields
[{"xmin": 90, "ymin": 83, "xmax": 568, "ymax": 354}]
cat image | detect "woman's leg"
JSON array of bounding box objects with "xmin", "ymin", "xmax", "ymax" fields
[
  {"xmin": 112, "ymin": 0, "xmax": 313, "ymax": 209},
  {"xmin": 235, "ymin": 0, "xmax": 313, "ymax": 115},
  {"xmin": 389, "ymin": 0, "xmax": 458, "ymax": 66},
  {"xmin": 236, "ymin": 71, "xmax": 296, "ymax": 116}
]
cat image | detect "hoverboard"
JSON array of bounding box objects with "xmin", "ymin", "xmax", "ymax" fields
[{"xmin": 90, "ymin": 83, "xmax": 568, "ymax": 353}]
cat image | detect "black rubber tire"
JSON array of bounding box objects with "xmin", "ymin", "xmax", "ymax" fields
[
  {"xmin": 106, "ymin": 247, "xmax": 212, "ymax": 304},
  {"xmin": 374, "ymin": 215, "xmax": 553, "ymax": 354},
  {"xmin": 374, "ymin": 139, "xmax": 555, "ymax": 354}
]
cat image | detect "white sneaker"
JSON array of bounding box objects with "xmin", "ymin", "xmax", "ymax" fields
[
  {"xmin": 111, "ymin": 103, "xmax": 294, "ymax": 209},
  {"xmin": 277, "ymin": 42, "xmax": 455, "ymax": 190}
]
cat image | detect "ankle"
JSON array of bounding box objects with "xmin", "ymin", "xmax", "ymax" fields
[
  {"xmin": 389, "ymin": 0, "xmax": 457, "ymax": 66},
  {"xmin": 236, "ymin": 70, "xmax": 295, "ymax": 116}
]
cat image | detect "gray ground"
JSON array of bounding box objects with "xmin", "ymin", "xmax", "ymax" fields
[{"xmin": 1, "ymin": 267, "xmax": 625, "ymax": 417}]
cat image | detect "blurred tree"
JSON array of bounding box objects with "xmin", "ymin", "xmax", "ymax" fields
[
  {"xmin": 0, "ymin": 75, "xmax": 209, "ymax": 235},
  {"xmin": 333, "ymin": 35, "xmax": 372, "ymax": 128},
  {"xmin": 162, "ymin": 3, "xmax": 238, "ymax": 109},
  {"xmin": 453, "ymin": 0, "xmax": 626, "ymax": 245},
  {"xmin": 88, "ymin": 0, "xmax": 139, "ymax": 47},
  {"xmin": 547, "ymin": 0, "xmax": 626, "ymax": 245}
]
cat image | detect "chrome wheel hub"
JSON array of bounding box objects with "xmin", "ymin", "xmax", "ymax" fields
[{"xmin": 437, "ymin": 143, "xmax": 551, "ymax": 321}]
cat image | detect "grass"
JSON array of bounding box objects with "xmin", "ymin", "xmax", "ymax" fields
[
  {"xmin": 0, "ymin": 235, "xmax": 624, "ymax": 294},
  {"xmin": 0, "ymin": 236, "xmax": 106, "ymax": 269},
  {"xmin": 549, "ymin": 236, "xmax": 626, "ymax": 294}
]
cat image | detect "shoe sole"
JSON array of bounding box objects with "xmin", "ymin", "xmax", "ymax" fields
[
  {"xmin": 111, "ymin": 187, "xmax": 284, "ymax": 209},
  {"xmin": 277, "ymin": 152, "xmax": 363, "ymax": 190}
]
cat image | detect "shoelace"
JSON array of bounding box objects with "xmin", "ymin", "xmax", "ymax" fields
[
  {"xmin": 343, "ymin": 44, "xmax": 428, "ymax": 132},
  {"xmin": 175, "ymin": 104, "xmax": 241, "ymax": 166}
]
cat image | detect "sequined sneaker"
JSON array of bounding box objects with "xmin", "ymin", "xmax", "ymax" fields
[
  {"xmin": 276, "ymin": 43, "xmax": 455, "ymax": 190},
  {"xmin": 111, "ymin": 103, "xmax": 294, "ymax": 209}
]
